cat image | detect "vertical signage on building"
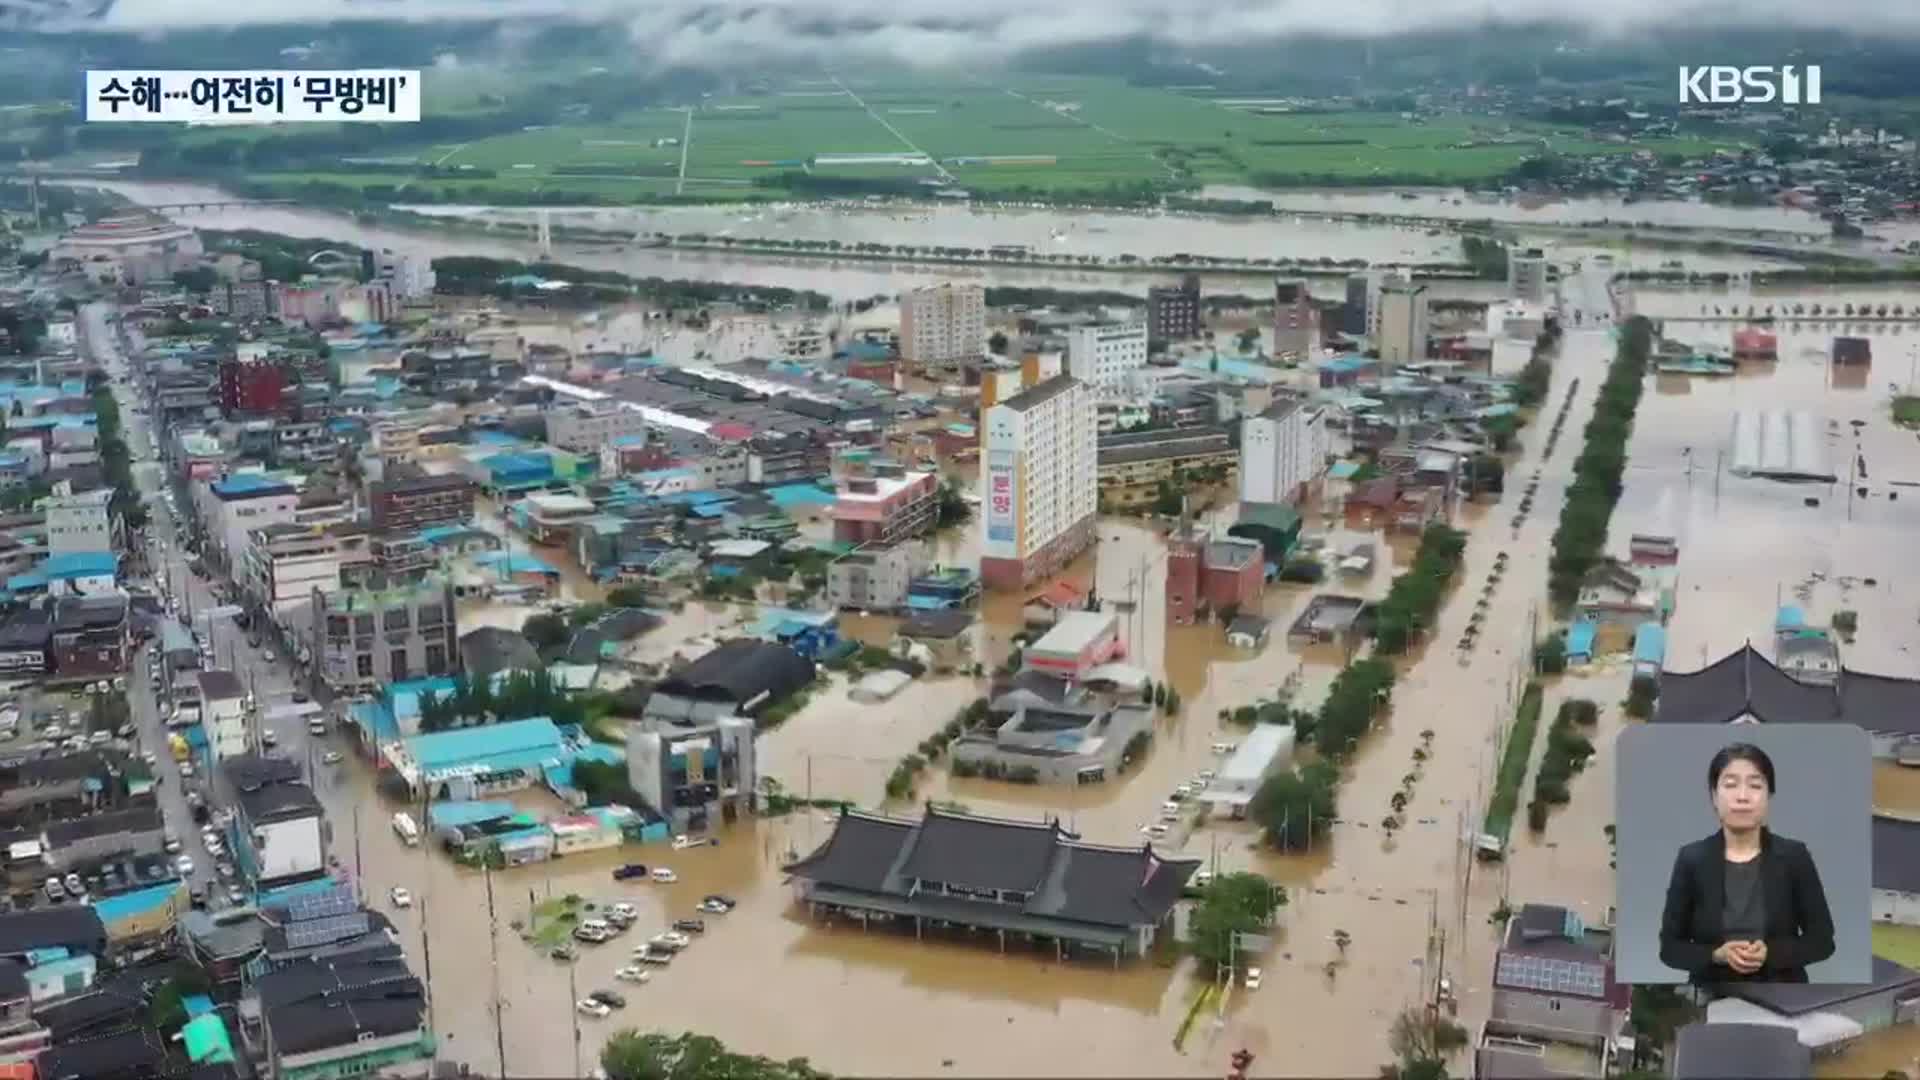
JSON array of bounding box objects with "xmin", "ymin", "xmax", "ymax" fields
[{"xmin": 987, "ymin": 450, "xmax": 1017, "ymax": 544}]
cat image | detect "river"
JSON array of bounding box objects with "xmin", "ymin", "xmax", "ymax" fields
[{"xmin": 69, "ymin": 179, "xmax": 1800, "ymax": 302}]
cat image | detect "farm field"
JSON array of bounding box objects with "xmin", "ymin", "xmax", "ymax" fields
[{"xmin": 148, "ymin": 70, "xmax": 1742, "ymax": 205}]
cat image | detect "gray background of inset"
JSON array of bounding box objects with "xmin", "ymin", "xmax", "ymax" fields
[{"xmin": 1614, "ymin": 724, "xmax": 1872, "ymax": 984}]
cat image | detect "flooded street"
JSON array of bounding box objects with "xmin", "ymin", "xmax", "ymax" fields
[{"xmin": 285, "ymin": 273, "xmax": 1631, "ymax": 1079}]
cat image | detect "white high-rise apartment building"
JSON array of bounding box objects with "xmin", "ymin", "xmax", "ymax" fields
[
  {"xmin": 1377, "ymin": 279, "xmax": 1430, "ymax": 365},
  {"xmin": 1508, "ymin": 246, "xmax": 1549, "ymax": 305},
  {"xmin": 1066, "ymin": 321, "xmax": 1149, "ymax": 388},
  {"xmin": 980, "ymin": 375, "xmax": 1097, "ymax": 590},
  {"xmin": 1239, "ymin": 395, "xmax": 1329, "ymax": 507},
  {"xmin": 899, "ymin": 282, "xmax": 986, "ymax": 367}
]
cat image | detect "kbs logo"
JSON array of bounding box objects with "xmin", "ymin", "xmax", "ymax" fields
[{"xmin": 1679, "ymin": 66, "xmax": 1821, "ymax": 105}]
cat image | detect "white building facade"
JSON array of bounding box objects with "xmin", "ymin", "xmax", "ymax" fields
[
  {"xmin": 981, "ymin": 375, "xmax": 1098, "ymax": 591},
  {"xmin": 1066, "ymin": 321, "xmax": 1149, "ymax": 389},
  {"xmin": 44, "ymin": 488, "xmax": 114, "ymax": 555},
  {"xmin": 1508, "ymin": 247, "xmax": 1549, "ymax": 305},
  {"xmin": 899, "ymin": 283, "xmax": 986, "ymax": 368},
  {"xmin": 1239, "ymin": 395, "xmax": 1329, "ymax": 507}
]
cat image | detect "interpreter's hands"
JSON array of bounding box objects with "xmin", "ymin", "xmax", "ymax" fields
[{"xmin": 1722, "ymin": 940, "xmax": 1765, "ymax": 974}]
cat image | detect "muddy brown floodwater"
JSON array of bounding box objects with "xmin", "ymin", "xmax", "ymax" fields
[
  {"xmin": 1616, "ymin": 285, "xmax": 1920, "ymax": 1078},
  {"xmin": 334, "ymin": 287, "xmax": 1920, "ymax": 1078}
]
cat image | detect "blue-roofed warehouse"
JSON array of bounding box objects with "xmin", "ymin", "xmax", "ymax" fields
[{"xmin": 386, "ymin": 716, "xmax": 574, "ymax": 801}]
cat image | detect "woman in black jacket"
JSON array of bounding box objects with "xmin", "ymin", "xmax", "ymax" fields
[{"xmin": 1658, "ymin": 743, "xmax": 1835, "ymax": 984}]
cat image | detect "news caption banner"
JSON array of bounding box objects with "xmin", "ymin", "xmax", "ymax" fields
[{"xmin": 84, "ymin": 70, "xmax": 422, "ymax": 123}]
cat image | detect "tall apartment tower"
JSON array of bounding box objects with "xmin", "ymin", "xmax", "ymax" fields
[
  {"xmin": 899, "ymin": 282, "xmax": 986, "ymax": 369},
  {"xmin": 1377, "ymin": 278, "xmax": 1431, "ymax": 365},
  {"xmin": 1509, "ymin": 247, "xmax": 1549, "ymax": 304},
  {"xmin": 1340, "ymin": 273, "xmax": 1371, "ymax": 336},
  {"xmin": 1147, "ymin": 274, "xmax": 1203, "ymax": 343},
  {"xmin": 1271, "ymin": 277, "xmax": 1318, "ymax": 362},
  {"xmin": 980, "ymin": 375, "xmax": 1098, "ymax": 591}
]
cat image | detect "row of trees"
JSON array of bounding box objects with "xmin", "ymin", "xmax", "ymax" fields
[
  {"xmin": 428, "ymin": 255, "xmax": 832, "ymax": 313},
  {"xmin": 1547, "ymin": 316, "xmax": 1654, "ymax": 609},
  {"xmin": 415, "ymin": 666, "xmax": 589, "ymax": 733},
  {"xmin": 1246, "ymin": 656, "xmax": 1398, "ymax": 851},
  {"xmin": 90, "ymin": 386, "xmax": 149, "ymax": 532},
  {"xmin": 1528, "ymin": 699, "xmax": 1599, "ymax": 831},
  {"xmin": 1372, "ymin": 524, "xmax": 1469, "ymax": 655}
]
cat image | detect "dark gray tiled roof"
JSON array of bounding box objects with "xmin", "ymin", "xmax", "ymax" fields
[
  {"xmin": 1872, "ymin": 814, "xmax": 1920, "ymax": 896},
  {"xmin": 784, "ymin": 812, "xmax": 913, "ymax": 894},
  {"xmin": 34, "ymin": 1028, "xmax": 168, "ymax": 1080},
  {"xmin": 787, "ymin": 806, "xmax": 1198, "ymax": 929},
  {"xmin": 458, "ymin": 626, "xmax": 540, "ymax": 677},
  {"xmin": 1672, "ymin": 1023, "xmax": 1809, "ymax": 1080},
  {"xmin": 656, "ymin": 640, "xmax": 814, "ymax": 709},
  {"xmin": 0, "ymin": 906, "xmax": 106, "ymax": 957},
  {"xmin": 1653, "ymin": 644, "xmax": 1920, "ymax": 734},
  {"xmin": 901, "ymin": 810, "xmax": 1064, "ymax": 894},
  {"xmin": 995, "ymin": 374, "xmax": 1081, "ymax": 413},
  {"xmin": 1720, "ymin": 955, "xmax": 1920, "ymax": 1015},
  {"xmin": 258, "ymin": 954, "xmax": 424, "ymax": 1057}
]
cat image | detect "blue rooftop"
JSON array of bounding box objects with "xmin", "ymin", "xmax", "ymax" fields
[
  {"xmin": 405, "ymin": 715, "xmax": 565, "ymax": 773},
  {"xmin": 1633, "ymin": 622, "xmax": 1668, "ymax": 666},
  {"xmin": 211, "ymin": 473, "xmax": 293, "ymax": 497},
  {"xmin": 471, "ymin": 430, "xmax": 528, "ymax": 448},
  {"xmin": 92, "ymin": 881, "xmax": 185, "ymax": 925},
  {"xmin": 767, "ymin": 482, "xmax": 837, "ymax": 509},
  {"xmin": 43, "ymin": 551, "xmax": 117, "ymax": 579},
  {"xmin": 1776, "ymin": 604, "xmax": 1806, "ymax": 631},
  {"xmin": 1566, "ymin": 620, "xmax": 1598, "ymax": 658},
  {"xmin": 470, "ymin": 551, "xmax": 558, "ymax": 576},
  {"xmin": 427, "ymin": 800, "xmax": 518, "ymax": 828}
]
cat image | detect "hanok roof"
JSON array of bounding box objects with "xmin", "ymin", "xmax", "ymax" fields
[
  {"xmin": 1671, "ymin": 1023, "xmax": 1809, "ymax": 1080},
  {"xmin": 901, "ymin": 810, "xmax": 1067, "ymax": 894},
  {"xmin": 787, "ymin": 806, "xmax": 1198, "ymax": 929},
  {"xmin": 1873, "ymin": 814, "xmax": 1920, "ymax": 896},
  {"xmin": 1654, "ymin": 643, "xmax": 1920, "ymax": 734}
]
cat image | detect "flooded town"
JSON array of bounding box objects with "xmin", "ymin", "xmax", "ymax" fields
[{"xmin": 2, "ymin": 24, "xmax": 1920, "ymax": 1080}]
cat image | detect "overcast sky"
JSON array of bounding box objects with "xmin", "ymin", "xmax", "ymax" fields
[{"xmin": 81, "ymin": 0, "xmax": 1920, "ymax": 68}]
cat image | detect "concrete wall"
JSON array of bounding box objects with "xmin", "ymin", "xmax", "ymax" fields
[{"xmin": 1487, "ymin": 988, "xmax": 1615, "ymax": 1045}]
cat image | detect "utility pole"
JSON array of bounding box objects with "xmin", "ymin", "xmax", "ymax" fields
[
  {"xmin": 569, "ymin": 955, "xmax": 583, "ymax": 1079},
  {"xmin": 484, "ymin": 862, "xmax": 508, "ymax": 1080}
]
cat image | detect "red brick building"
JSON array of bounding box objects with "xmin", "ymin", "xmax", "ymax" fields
[
  {"xmin": 219, "ymin": 357, "xmax": 287, "ymax": 417},
  {"xmin": 1166, "ymin": 533, "xmax": 1265, "ymax": 624}
]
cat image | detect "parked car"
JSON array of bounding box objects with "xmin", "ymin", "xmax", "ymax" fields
[
  {"xmin": 672, "ymin": 919, "xmax": 706, "ymax": 935},
  {"xmin": 575, "ymin": 999, "xmax": 612, "ymax": 1019},
  {"xmin": 173, "ymin": 855, "xmax": 194, "ymax": 876},
  {"xmin": 698, "ymin": 898, "xmax": 732, "ymax": 914},
  {"xmin": 43, "ymin": 877, "xmax": 64, "ymax": 902},
  {"xmin": 588, "ymin": 990, "xmax": 626, "ymax": 1009},
  {"xmin": 322, "ymin": 751, "xmax": 343, "ymax": 765},
  {"xmin": 613, "ymin": 966, "xmax": 652, "ymax": 984},
  {"xmin": 651, "ymin": 931, "xmax": 692, "ymax": 950},
  {"xmin": 650, "ymin": 867, "xmax": 678, "ymax": 884},
  {"xmin": 634, "ymin": 948, "xmax": 673, "ymax": 966},
  {"xmin": 611, "ymin": 863, "xmax": 648, "ymax": 881},
  {"xmin": 670, "ymin": 835, "xmax": 708, "ymax": 851},
  {"xmin": 549, "ymin": 945, "xmax": 576, "ymax": 962},
  {"xmin": 226, "ymin": 886, "xmax": 246, "ymax": 905},
  {"xmin": 1244, "ymin": 966, "xmax": 1263, "ymax": 991},
  {"xmin": 610, "ymin": 902, "xmax": 639, "ymax": 921},
  {"xmin": 389, "ymin": 887, "xmax": 413, "ymax": 909}
]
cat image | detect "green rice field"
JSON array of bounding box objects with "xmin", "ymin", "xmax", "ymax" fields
[{"xmin": 216, "ymin": 69, "xmax": 1736, "ymax": 204}]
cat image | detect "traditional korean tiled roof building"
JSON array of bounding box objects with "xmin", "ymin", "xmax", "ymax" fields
[{"xmin": 784, "ymin": 804, "xmax": 1199, "ymax": 963}]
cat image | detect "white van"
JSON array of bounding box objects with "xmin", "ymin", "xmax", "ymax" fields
[{"xmin": 392, "ymin": 812, "xmax": 420, "ymax": 847}]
